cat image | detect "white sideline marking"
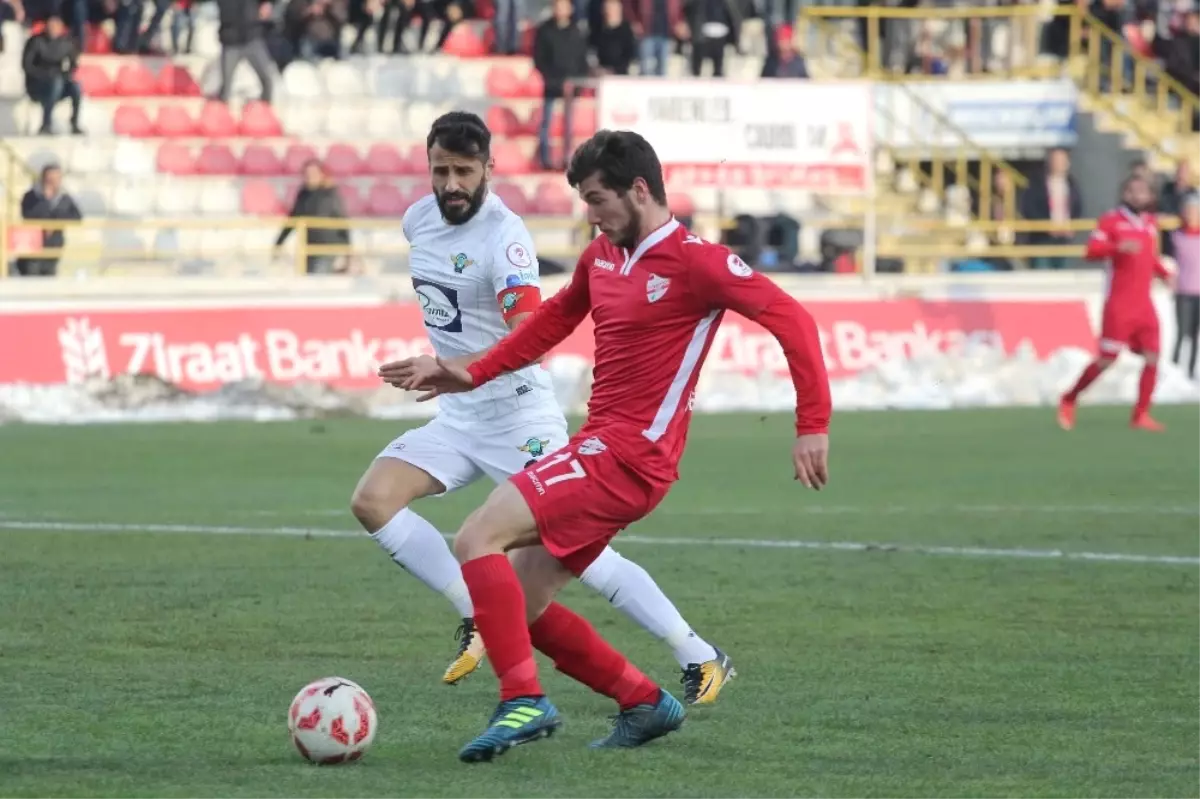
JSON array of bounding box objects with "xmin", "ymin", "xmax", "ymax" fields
[{"xmin": 1, "ymin": 519, "xmax": 1196, "ymax": 566}]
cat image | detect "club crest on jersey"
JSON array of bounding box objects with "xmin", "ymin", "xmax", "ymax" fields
[
  {"xmin": 501, "ymin": 290, "xmax": 520, "ymax": 311},
  {"xmin": 449, "ymin": 253, "xmax": 475, "ymax": 273},
  {"xmin": 646, "ymin": 273, "xmax": 670, "ymax": 303},
  {"xmin": 518, "ymin": 437, "xmax": 550, "ymax": 458},
  {"xmin": 727, "ymin": 253, "xmax": 753, "ymax": 277}
]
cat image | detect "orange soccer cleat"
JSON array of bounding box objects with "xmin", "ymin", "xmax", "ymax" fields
[
  {"xmin": 1057, "ymin": 397, "xmax": 1077, "ymax": 431},
  {"xmin": 1130, "ymin": 413, "xmax": 1166, "ymax": 432}
]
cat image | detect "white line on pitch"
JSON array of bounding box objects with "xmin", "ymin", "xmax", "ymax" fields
[{"xmin": 1, "ymin": 519, "xmax": 1196, "ymax": 566}]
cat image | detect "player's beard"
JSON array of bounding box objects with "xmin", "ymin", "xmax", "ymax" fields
[
  {"xmin": 437, "ymin": 182, "xmax": 487, "ymax": 225},
  {"xmin": 607, "ymin": 196, "xmax": 643, "ymax": 250}
]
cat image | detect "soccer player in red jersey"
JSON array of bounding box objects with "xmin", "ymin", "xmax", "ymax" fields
[
  {"xmin": 382, "ymin": 130, "xmax": 831, "ymax": 762},
  {"xmin": 1059, "ymin": 175, "xmax": 1175, "ymax": 432}
]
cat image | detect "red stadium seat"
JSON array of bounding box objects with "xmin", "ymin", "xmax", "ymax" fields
[
  {"xmin": 491, "ymin": 141, "xmax": 532, "ymax": 175},
  {"xmin": 84, "ymin": 24, "xmax": 111, "ymax": 54},
  {"xmin": 323, "ymin": 143, "xmax": 364, "ymax": 178},
  {"xmin": 518, "ymin": 71, "xmax": 543, "ymax": 99},
  {"xmin": 442, "ymin": 24, "xmax": 486, "ymax": 57},
  {"xmin": 240, "ymin": 144, "xmax": 284, "ymax": 176},
  {"xmin": 75, "ymin": 64, "xmax": 114, "ymax": 97},
  {"xmin": 485, "ymin": 66, "xmax": 522, "ymax": 98},
  {"xmin": 283, "ymin": 144, "xmax": 319, "ymax": 174},
  {"xmin": 668, "ymin": 192, "xmax": 695, "ymax": 218},
  {"xmin": 366, "ymin": 182, "xmax": 408, "ymax": 217},
  {"xmin": 114, "ymin": 105, "xmax": 154, "ymax": 137},
  {"xmin": 157, "ymin": 64, "xmax": 202, "ymax": 96},
  {"xmin": 198, "ymin": 101, "xmax": 239, "ymax": 137},
  {"xmin": 486, "ymin": 105, "xmax": 522, "ymax": 136},
  {"xmin": 242, "ymin": 180, "xmax": 285, "ymax": 215},
  {"xmin": 156, "ymin": 143, "xmax": 196, "ymax": 175},
  {"xmin": 196, "ymin": 144, "xmax": 239, "ymax": 175},
  {"xmin": 491, "ymin": 182, "xmax": 529, "ymax": 215},
  {"xmin": 114, "ymin": 62, "xmax": 157, "ymax": 96},
  {"xmin": 532, "ymin": 181, "xmax": 573, "ymax": 215},
  {"xmin": 338, "ymin": 185, "xmax": 368, "ymax": 217},
  {"xmin": 364, "ymin": 143, "xmax": 408, "ymax": 176},
  {"xmin": 403, "ymin": 144, "xmax": 427, "ymax": 174},
  {"xmin": 240, "ymin": 101, "xmax": 283, "ymax": 137},
  {"xmin": 153, "ymin": 105, "xmax": 198, "ymax": 137}
]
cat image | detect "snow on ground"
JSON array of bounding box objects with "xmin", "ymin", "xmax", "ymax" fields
[{"xmin": 1, "ymin": 345, "xmax": 1196, "ymax": 425}]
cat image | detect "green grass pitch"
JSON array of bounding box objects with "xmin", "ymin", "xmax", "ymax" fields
[{"xmin": 1, "ymin": 406, "xmax": 1197, "ymax": 797}]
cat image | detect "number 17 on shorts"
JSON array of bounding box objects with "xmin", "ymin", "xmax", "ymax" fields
[{"xmin": 512, "ymin": 436, "xmax": 667, "ymax": 576}]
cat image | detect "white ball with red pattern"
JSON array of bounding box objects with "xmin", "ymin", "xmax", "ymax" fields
[{"xmin": 287, "ymin": 677, "xmax": 377, "ymax": 765}]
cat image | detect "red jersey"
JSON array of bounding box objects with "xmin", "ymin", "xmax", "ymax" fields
[
  {"xmin": 1086, "ymin": 207, "xmax": 1170, "ymax": 317},
  {"xmin": 467, "ymin": 218, "xmax": 831, "ymax": 485}
]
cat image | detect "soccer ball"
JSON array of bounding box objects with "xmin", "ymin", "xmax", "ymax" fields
[{"xmin": 287, "ymin": 677, "xmax": 377, "ymax": 765}]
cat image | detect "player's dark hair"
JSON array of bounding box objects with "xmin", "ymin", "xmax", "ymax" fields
[
  {"xmin": 427, "ymin": 111, "xmax": 491, "ymax": 161},
  {"xmin": 567, "ymin": 130, "xmax": 668, "ymax": 205}
]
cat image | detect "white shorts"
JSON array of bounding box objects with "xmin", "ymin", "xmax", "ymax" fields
[{"xmin": 376, "ymin": 415, "xmax": 570, "ymax": 495}]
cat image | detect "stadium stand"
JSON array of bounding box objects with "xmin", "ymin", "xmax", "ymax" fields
[{"xmin": 0, "ymin": 0, "xmax": 1197, "ymax": 277}]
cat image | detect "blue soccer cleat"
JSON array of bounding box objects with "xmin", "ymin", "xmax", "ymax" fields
[
  {"xmin": 589, "ymin": 689, "xmax": 686, "ymax": 749},
  {"xmin": 458, "ymin": 696, "xmax": 562, "ymax": 763}
]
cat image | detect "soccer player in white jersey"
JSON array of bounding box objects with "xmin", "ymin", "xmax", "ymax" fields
[{"xmin": 350, "ymin": 111, "xmax": 734, "ymax": 704}]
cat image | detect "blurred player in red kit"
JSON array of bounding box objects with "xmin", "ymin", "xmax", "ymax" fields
[
  {"xmin": 1059, "ymin": 175, "xmax": 1175, "ymax": 431},
  {"xmin": 380, "ymin": 129, "xmax": 831, "ymax": 762}
]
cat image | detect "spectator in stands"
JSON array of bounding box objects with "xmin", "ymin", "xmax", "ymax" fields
[
  {"xmin": 589, "ymin": 0, "xmax": 636, "ymax": 75},
  {"xmin": 492, "ymin": 0, "xmax": 523, "ymax": 54},
  {"xmin": 216, "ymin": 0, "xmax": 276, "ymax": 103},
  {"xmin": 1161, "ymin": 158, "xmax": 1198, "ymax": 252},
  {"xmin": 346, "ymin": 0, "xmax": 375, "ymax": 53},
  {"xmin": 533, "ymin": 0, "xmax": 588, "ymax": 170},
  {"xmin": 285, "ymin": 0, "xmax": 347, "ymax": 59},
  {"xmin": 373, "ymin": 0, "xmax": 412, "ymax": 53},
  {"xmin": 682, "ymin": 0, "xmax": 740, "ymax": 77},
  {"xmin": 22, "ymin": 15, "xmax": 84, "ymax": 135},
  {"xmin": 761, "ymin": 22, "xmax": 807, "ymax": 78},
  {"xmin": 172, "ymin": 0, "xmax": 195, "ymax": 53},
  {"xmin": 628, "ymin": 0, "xmax": 686, "ymax": 76},
  {"xmin": 413, "ymin": 0, "xmax": 471, "ymax": 52},
  {"xmin": 1020, "ymin": 147, "xmax": 1082, "ymax": 270},
  {"xmin": 17, "ymin": 163, "xmax": 81, "ymax": 277},
  {"xmin": 0, "ymin": 0, "xmax": 25, "ymax": 53},
  {"xmin": 1154, "ymin": 8, "xmax": 1199, "ymax": 96},
  {"xmin": 274, "ymin": 159, "xmax": 351, "ymax": 274}
]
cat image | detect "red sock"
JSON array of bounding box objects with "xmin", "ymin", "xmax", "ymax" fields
[
  {"xmin": 1065, "ymin": 361, "xmax": 1104, "ymax": 401},
  {"xmin": 1135, "ymin": 363, "xmax": 1158, "ymax": 416},
  {"xmin": 460, "ymin": 554, "xmax": 542, "ymax": 701},
  {"xmin": 529, "ymin": 602, "xmax": 660, "ymax": 710}
]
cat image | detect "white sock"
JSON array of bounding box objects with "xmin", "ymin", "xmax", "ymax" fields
[
  {"xmin": 580, "ymin": 546, "xmax": 718, "ymax": 668},
  {"xmin": 372, "ymin": 508, "xmax": 474, "ymax": 618}
]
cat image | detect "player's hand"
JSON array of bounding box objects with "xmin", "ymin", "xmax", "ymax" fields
[
  {"xmin": 377, "ymin": 356, "xmax": 473, "ymax": 401},
  {"xmin": 792, "ymin": 434, "xmax": 829, "ymax": 490}
]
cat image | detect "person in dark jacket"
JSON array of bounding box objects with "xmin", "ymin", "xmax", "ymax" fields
[
  {"xmin": 1155, "ymin": 10, "xmax": 1199, "ymax": 96},
  {"xmin": 588, "ymin": 0, "xmax": 636, "ymax": 75},
  {"xmin": 22, "ymin": 16, "xmax": 83, "ymax": 135},
  {"xmin": 284, "ymin": 0, "xmax": 346, "ymax": 59},
  {"xmin": 216, "ymin": 0, "xmax": 276, "ymax": 102},
  {"xmin": 18, "ymin": 164, "xmax": 82, "ymax": 277},
  {"xmin": 533, "ymin": 0, "xmax": 589, "ymax": 170},
  {"xmin": 1019, "ymin": 147, "xmax": 1083, "ymax": 269},
  {"xmin": 682, "ymin": 0, "xmax": 741, "ymax": 77},
  {"xmin": 274, "ymin": 159, "xmax": 350, "ymax": 274}
]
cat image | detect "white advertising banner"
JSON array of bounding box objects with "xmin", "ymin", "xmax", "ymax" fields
[{"xmin": 597, "ymin": 78, "xmax": 874, "ymax": 193}]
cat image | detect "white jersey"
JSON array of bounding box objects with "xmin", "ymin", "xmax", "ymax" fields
[{"xmin": 403, "ymin": 191, "xmax": 561, "ymax": 427}]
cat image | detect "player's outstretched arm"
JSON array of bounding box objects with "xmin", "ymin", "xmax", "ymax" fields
[
  {"xmin": 690, "ymin": 250, "xmax": 832, "ymax": 489},
  {"xmin": 1085, "ymin": 217, "xmax": 1118, "ymax": 260}
]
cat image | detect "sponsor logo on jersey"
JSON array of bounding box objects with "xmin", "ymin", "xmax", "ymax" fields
[
  {"xmin": 578, "ymin": 437, "xmax": 606, "ymax": 455},
  {"xmin": 506, "ymin": 242, "xmax": 533, "ymax": 268},
  {"xmin": 727, "ymin": 253, "xmax": 753, "ymax": 277},
  {"xmin": 593, "ymin": 258, "xmax": 616, "ymax": 271},
  {"xmin": 683, "ymin": 235, "xmax": 704, "ymax": 245},
  {"xmin": 412, "ymin": 278, "xmax": 463, "ymax": 333},
  {"xmin": 449, "ymin": 253, "xmax": 475, "ymax": 273},
  {"xmin": 518, "ymin": 437, "xmax": 550, "ymax": 458},
  {"xmin": 505, "ymin": 269, "xmax": 538, "ymax": 288},
  {"xmin": 515, "ymin": 384, "xmax": 532, "ymax": 396},
  {"xmin": 646, "ymin": 273, "xmax": 670, "ymax": 303}
]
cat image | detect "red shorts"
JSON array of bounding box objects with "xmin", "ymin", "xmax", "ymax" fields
[
  {"xmin": 1099, "ymin": 308, "xmax": 1160, "ymax": 355},
  {"xmin": 510, "ymin": 433, "xmax": 670, "ymax": 576}
]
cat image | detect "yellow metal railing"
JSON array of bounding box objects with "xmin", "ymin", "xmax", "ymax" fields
[
  {"xmin": 0, "ymin": 216, "xmax": 591, "ymax": 278},
  {"xmin": 804, "ymin": 13, "xmax": 1026, "ymax": 223}
]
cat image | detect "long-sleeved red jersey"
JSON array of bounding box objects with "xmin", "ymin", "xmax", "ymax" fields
[
  {"xmin": 1086, "ymin": 206, "xmax": 1170, "ymax": 316},
  {"xmin": 467, "ymin": 218, "xmax": 831, "ymax": 484}
]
